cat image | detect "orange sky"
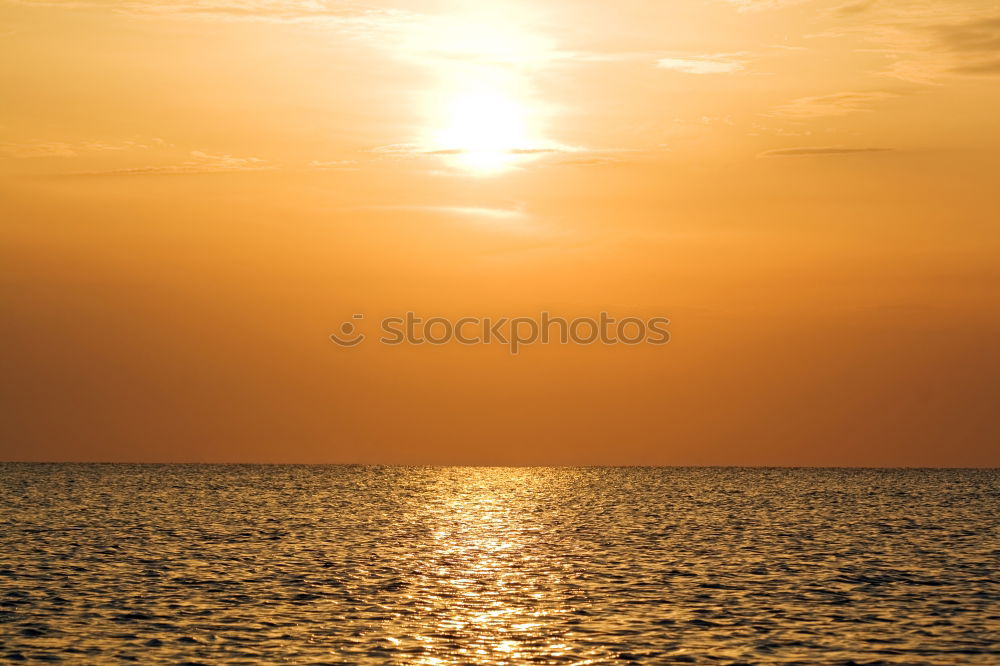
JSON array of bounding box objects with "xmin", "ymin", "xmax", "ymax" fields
[{"xmin": 2, "ymin": 0, "xmax": 999, "ymax": 465}]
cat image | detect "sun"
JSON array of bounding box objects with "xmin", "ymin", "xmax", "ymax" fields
[
  {"xmin": 400, "ymin": 10, "xmax": 557, "ymax": 176},
  {"xmin": 431, "ymin": 88, "xmax": 534, "ymax": 175}
]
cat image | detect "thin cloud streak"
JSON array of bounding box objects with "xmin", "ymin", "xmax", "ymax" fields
[
  {"xmin": 656, "ymin": 57, "xmax": 745, "ymax": 74},
  {"xmin": 758, "ymin": 146, "xmax": 893, "ymax": 157},
  {"xmin": 356, "ymin": 204, "xmax": 528, "ymax": 221},
  {"xmin": 0, "ymin": 138, "xmax": 166, "ymax": 158},
  {"xmin": 59, "ymin": 151, "xmax": 273, "ymax": 176},
  {"xmin": 822, "ymin": 2, "xmax": 1000, "ymax": 83},
  {"xmin": 770, "ymin": 91, "xmax": 897, "ymax": 118}
]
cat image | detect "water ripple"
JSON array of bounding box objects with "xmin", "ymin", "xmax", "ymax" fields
[{"xmin": 1, "ymin": 465, "xmax": 998, "ymax": 664}]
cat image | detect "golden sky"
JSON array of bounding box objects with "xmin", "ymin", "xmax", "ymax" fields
[{"xmin": 2, "ymin": 0, "xmax": 999, "ymax": 465}]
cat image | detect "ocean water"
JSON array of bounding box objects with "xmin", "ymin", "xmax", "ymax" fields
[{"xmin": 1, "ymin": 465, "xmax": 998, "ymax": 665}]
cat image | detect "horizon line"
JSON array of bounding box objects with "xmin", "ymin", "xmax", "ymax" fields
[{"xmin": 1, "ymin": 461, "xmax": 996, "ymax": 470}]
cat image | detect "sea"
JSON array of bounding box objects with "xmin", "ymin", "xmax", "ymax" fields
[{"xmin": 1, "ymin": 464, "xmax": 998, "ymax": 664}]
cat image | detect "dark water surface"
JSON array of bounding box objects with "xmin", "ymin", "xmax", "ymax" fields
[{"xmin": 1, "ymin": 465, "xmax": 998, "ymax": 664}]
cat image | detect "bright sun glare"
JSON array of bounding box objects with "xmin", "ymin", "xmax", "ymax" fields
[
  {"xmin": 432, "ymin": 89, "xmax": 534, "ymax": 175},
  {"xmin": 411, "ymin": 12, "xmax": 555, "ymax": 175}
]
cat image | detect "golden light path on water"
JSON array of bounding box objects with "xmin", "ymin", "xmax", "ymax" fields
[{"xmin": 404, "ymin": 469, "xmax": 579, "ymax": 664}]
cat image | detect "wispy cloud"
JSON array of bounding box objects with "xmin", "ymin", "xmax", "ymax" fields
[
  {"xmin": 349, "ymin": 204, "xmax": 536, "ymax": 232},
  {"xmin": 359, "ymin": 204, "xmax": 525, "ymax": 220},
  {"xmin": 0, "ymin": 141, "xmax": 78, "ymax": 158},
  {"xmin": 365, "ymin": 142, "xmax": 651, "ymax": 174},
  {"xmin": 758, "ymin": 146, "xmax": 893, "ymax": 157},
  {"xmin": 69, "ymin": 150, "xmax": 272, "ymax": 176},
  {"xmin": 832, "ymin": 0, "xmax": 878, "ymax": 17},
  {"xmin": 308, "ymin": 159, "xmax": 359, "ymax": 171},
  {"xmin": 770, "ymin": 91, "xmax": 897, "ymax": 118},
  {"xmin": 823, "ymin": 3, "xmax": 1000, "ymax": 83},
  {"xmin": 6, "ymin": 0, "xmax": 390, "ymax": 21},
  {"xmin": 656, "ymin": 56, "xmax": 745, "ymax": 74},
  {"xmin": 723, "ymin": 0, "xmax": 811, "ymax": 12},
  {"xmin": 933, "ymin": 15, "xmax": 1000, "ymax": 76},
  {"xmin": 0, "ymin": 137, "xmax": 165, "ymax": 158},
  {"xmin": 869, "ymin": 13, "xmax": 1000, "ymax": 82},
  {"xmin": 880, "ymin": 59, "xmax": 947, "ymax": 85},
  {"xmin": 80, "ymin": 139, "xmax": 165, "ymax": 151},
  {"xmin": 548, "ymin": 154, "xmax": 623, "ymax": 167},
  {"xmin": 952, "ymin": 58, "xmax": 1000, "ymax": 75},
  {"xmin": 370, "ymin": 142, "xmax": 572, "ymax": 161}
]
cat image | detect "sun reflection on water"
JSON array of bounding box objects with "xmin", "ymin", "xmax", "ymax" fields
[{"xmin": 403, "ymin": 468, "xmax": 577, "ymax": 664}]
